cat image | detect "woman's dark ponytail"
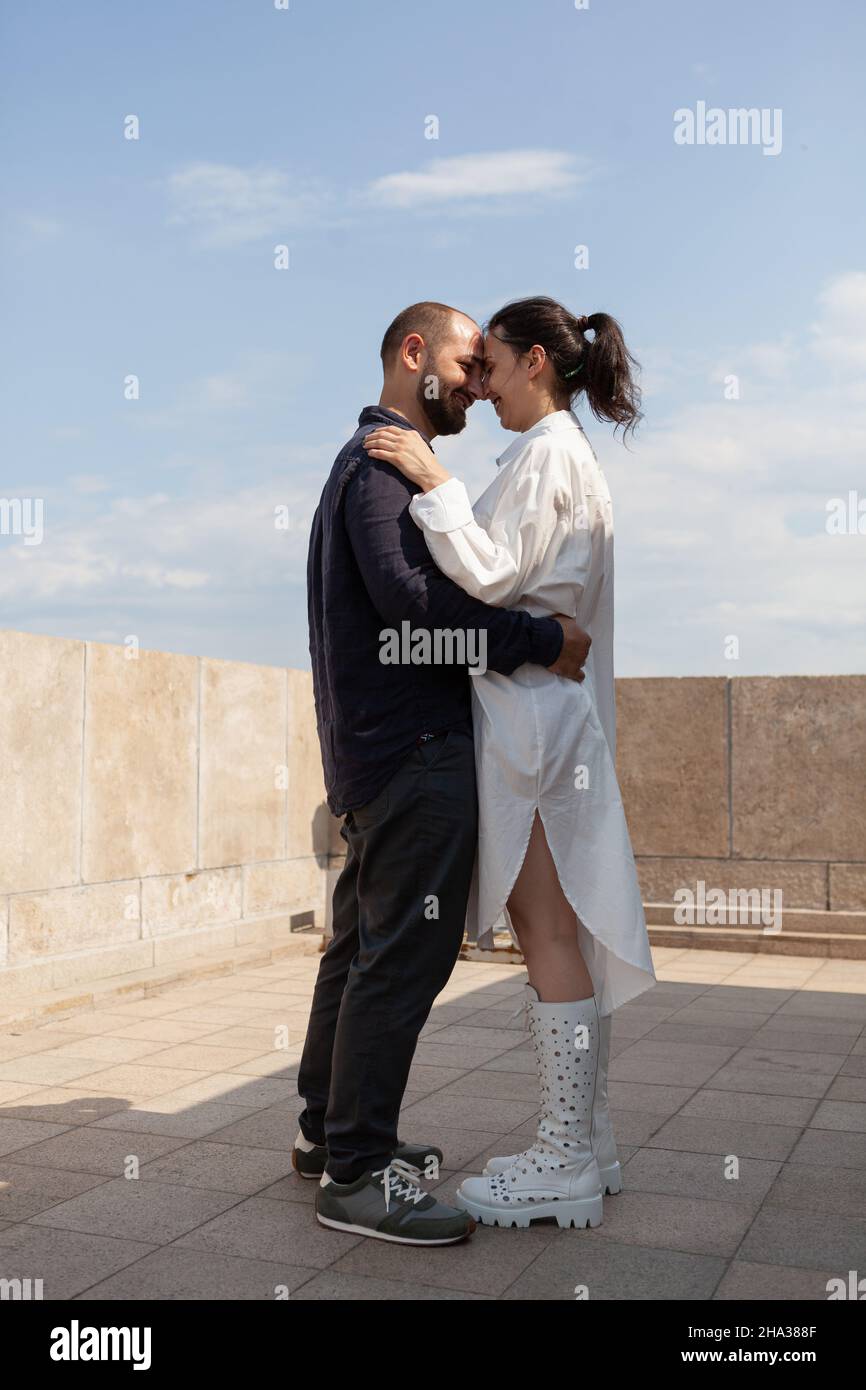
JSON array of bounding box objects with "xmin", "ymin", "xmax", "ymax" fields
[
  {"xmin": 581, "ymin": 311, "xmax": 642, "ymax": 438},
  {"xmin": 486, "ymin": 296, "xmax": 643, "ymax": 439}
]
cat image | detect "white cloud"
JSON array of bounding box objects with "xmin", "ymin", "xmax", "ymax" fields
[
  {"xmin": 366, "ymin": 150, "xmax": 589, "ymax": 209},
  {"xmin": 163, "ymin": 151, "xmax": 589, "ymax": 249},
  {"xmin": 166, "ymin": 162, "xmax": 331, "ymax": 247},
  {"xmin": 811, "ymin": 270, "xmax": 866, "ymax": 371}
]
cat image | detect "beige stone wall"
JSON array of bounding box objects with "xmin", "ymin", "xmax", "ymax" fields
[
  {"xmin": 0, "ymin": 631, "xmax": 338, "ymax": 998},
  {"xmin": 616, "ymin": 675, "xmax": 866, "ymax": 912},
  {"xmin": 1, "ymin": 632, "xmax": 863, "ymax": 998}
]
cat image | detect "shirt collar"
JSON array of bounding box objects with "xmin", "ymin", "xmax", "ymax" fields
[
  {"xmin": 358, "ymin": 404, "xmax": 435, "ymax": 450},
  {"xmin": 495, "ymin": 408, "xmax": 583, "ymax": 468}
]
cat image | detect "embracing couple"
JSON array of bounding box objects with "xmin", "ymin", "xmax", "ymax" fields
[{"xmin": 295, "ymin": 295, "xmax": 657, "ymax": 1245}]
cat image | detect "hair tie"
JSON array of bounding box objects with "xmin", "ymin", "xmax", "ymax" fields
[
  {"xmin": 576, "ymin": 315, "xmax": 590, "ymax": 333},
  {"xmin": 561, "ymin": 360, "xmax": 585, "ymax": 381}
]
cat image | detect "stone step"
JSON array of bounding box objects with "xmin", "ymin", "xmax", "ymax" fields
[
  {"xmin": 645, "ymin": 903, "xmax": 866, "ymax": 935},
  {"xmin": 646, "ymin": 923, "xmax": 866, "ymax": 958}
]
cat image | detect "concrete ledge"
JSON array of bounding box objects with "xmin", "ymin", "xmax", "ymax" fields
[
  {"xmin": 647, "ymin": 924, "xmax": 866, "ymax": 958},
  {"xmin": 645, "ymin": 903, "xmax": 866, "ymax": 935},
  {"xmin": 0, "ymin": 928, "xmax": 326, "ymax": 1032}
]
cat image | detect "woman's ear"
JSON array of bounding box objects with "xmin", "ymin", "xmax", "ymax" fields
[{"xmin": 526, "ymin": 344, "xmax": 547, "ymax": 379}]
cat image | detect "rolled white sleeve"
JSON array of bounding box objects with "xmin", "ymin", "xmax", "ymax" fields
[
  {"xmin": 407, "ymin": 445, "xmax": 589, "ymax": 610},
  {"xmin": 409, "ymin": 476, "xmax": 476, "ymax": 532}
]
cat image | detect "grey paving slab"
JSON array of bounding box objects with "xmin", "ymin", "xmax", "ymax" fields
[
  {"xmin": 610, "ymin": 1041, "xmax": 737, "ymax": 1087},
  {"xmin": 6, "ymin": 1125, "xmax": 190, "ymax": 1174},
  {"xmin": 712, "ymin": 1260, "xmax": 842, "ymax": 1300},
  {"xmin": 743, "ymin": 1029, "xmax": 858, "ymax": 1055},
  {"xmin": 256, "ymin": 1170, "xmax": 320, "ymax": 1205},
  {"xmin": 664, "ymin": 1006, "xmax": 775, "ymax": 1030},
  {"xmin": 89, "ymin": 1101, "xmax": 266, "ymax": 1141},
  {"xmin": 678, "ymin": 1088, "xmax": 818, "ymax": 1126},
  {"xmin": 28, "ymin": 1176, "xmax": 244, "ymax": 1243},
  {"xmin": 501, "ymin": 1232, "xmax": 726, "ymax": 1300},
  {"xmin": 758, "ymin": 1014, "xmax": 863, "ymax": 1038},
  {"xmin": 174, "ymin": 1194, "xmax": 362, "ymax": 1267},
  {"xmin": 620, "ymin": 1147, "xmax": 781, "ymax": 1205},
  {"xmin": 787, "ymin": 1126, "xmax": 866, "ymax": 1170},
  {"xmin": 66, "ymin": 1063, "xmax": 216, "ymax": 1097},
  {"xmin": 608, "ymin": 1081, "xmax": 698, "ymax": 1116},
  {"xmin": 699, "ymin": 988, "xmax": 796, "ymax": 1012},
  {"xmin": 91, "ymin": 1020, "xmax": 227, "ymax": 1044},
  {"xmin": 0, "ymin": 1117, "xmax": 75, "ymax": 1156},
  {"xmin": 705, "ymin": 1063, "xmax": 836, "ymax": 1100},
  {"xmin": 399, "ymin": 1092, "xmax": 540, "ymax": 1136},
  {"xmin": 478, "ymin": 1048, "xmax": 538, "ymax": 1075},
  {"xmin": 763, "ymin": 1161, "xmax": 866, "ymax": 1217},
  {"xmin": 809, "ymin": 1098, "xmax": 866, "ymax": 1132},
  {"xmin": 644, "ymin": 1115, "xmax": 801, "ymax": 1161},
  {"xmin": 0, "ymin": 1161, "xmax": 110, "ymax": 1222},
  {"xmin": 141, "ymin": 1073, "xmax": 299, "ymax": 1111},
  {"xmin": 613, "ymin": 1003, "xmax": 683, "ymax": 1030},
  {"xmin": 434, "ymin": 1070, "xmax": 542, "ymax": 1102},
  {"xmin": 76, "ymin": 1246, "xmax": 318, "ymax": 1300},
  {"xmin": 645, "ymin": 1024, "xmax": 765, "ymax": 1048},
  {"xmin": 0, "ymin": 1222, "xmax": 158, "ymax": 1300},
  {"xmin": 406, "ymin": 1064, "xmax": 481, "ymax": 1096},
  {"xmin": 289, "ymin": 1269, "xmax": 492, "ymax": 1299},
  {"xmin": 417, "ymin": 1024, "xmax": 530, "ymax": 1054},
  {"xmin": 826, "ymin": 1074, "xmax": 866, "ymax": 1102},
  {"xmin": 584, "ymin": 1190, "xmax": 756, "ymax": 1257},
  {"xmin": 128, "ymin": 1042, "xmax": 270, "ymax": 1071},
  {"xmin": 329, "ymin": 1220, "xmax": 552, "ymax": 1296},
  {"xmin": 137, "ymin": 1139, "xmax": 290, "ymax": 1194},
  {"xmin": 775, "ymin": 994, "xmax": 866, "ymax": 1023},
  {"xmin": 183, "ymin": 1105, "xmax": 298, "ymax": 1152},
  {"xmin": 738, "ymin": 1207, "xmax": 866, "ymax": 1272},
  {"xmin": 38, "ymin": 1036, "xmax": 174, "ymax": 1065},
  {"xmin": 0, "ymin": 1055, "xmax": 118, "ymax": 1087}
]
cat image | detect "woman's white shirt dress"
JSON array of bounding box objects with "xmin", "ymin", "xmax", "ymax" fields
[{"xmin": 409, "ymin": 408, "xmax": 656, "ymax": 1015}]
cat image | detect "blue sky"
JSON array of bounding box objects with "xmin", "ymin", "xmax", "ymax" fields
[{"xmin": 2, "ymin": 0, "xmax": 864, "ymax": 675}]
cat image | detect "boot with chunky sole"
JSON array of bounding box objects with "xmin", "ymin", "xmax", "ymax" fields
[
  {"xmin": 454, "ymin": 991, "xmax": 604, "ymax": 1229},
  {"xmin": 483, "ymin": 1002, "xmax": 622, "ymax": 1195}
]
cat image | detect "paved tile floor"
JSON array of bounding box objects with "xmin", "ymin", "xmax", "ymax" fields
[{"xmin": 1, "ymin": 946, "xmax": 866, "ymax": 1300}]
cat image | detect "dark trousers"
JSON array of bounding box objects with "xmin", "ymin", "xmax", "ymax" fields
[{"xmin": 296, "ymin": 727, "xmax": 478, "ymax": 1183}]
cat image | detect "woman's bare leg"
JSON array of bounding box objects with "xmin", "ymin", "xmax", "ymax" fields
[{"xmin": 507, "ymin": 810, "xmax": 594, "ymax": 1001}]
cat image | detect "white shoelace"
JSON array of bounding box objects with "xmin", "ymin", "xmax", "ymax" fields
[{"xmin": 370, "ymin": 1158, "xmax": 429, "ymax": 1212}]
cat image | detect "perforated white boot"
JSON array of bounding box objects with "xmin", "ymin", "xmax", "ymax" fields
[
  {"xmin": 484, "ymin": 989, "xmax": 622, "ymax": 1195},
  {"xmin": 454, "ymin": 990, "xmax": 603, "ymax": 1229}
]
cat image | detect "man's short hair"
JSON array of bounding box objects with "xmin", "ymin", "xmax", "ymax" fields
[{"xmin": 379, "ymin": 301, "xmax": 464, "ymax": 369}]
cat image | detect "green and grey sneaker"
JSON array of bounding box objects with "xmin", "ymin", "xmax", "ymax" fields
[
  {"xmin": 316, "ymin": 1159, "xmax": 475, "ymax": 1244},
  {"xmin": 291, "ymin": 1129, "xmax": 443, "ymax": 1181}
]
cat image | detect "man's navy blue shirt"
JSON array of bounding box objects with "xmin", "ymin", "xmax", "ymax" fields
[{"xmin": 307, "ymin": 405, "xmax": 564, "ymax": 816}]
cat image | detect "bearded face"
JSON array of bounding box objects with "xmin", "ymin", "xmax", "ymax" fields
[{"xmin": 416, "ymin": 354, "xmax": 474, "ymax": 436}]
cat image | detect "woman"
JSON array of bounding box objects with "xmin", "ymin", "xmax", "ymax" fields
[{"xmin": 363, "ymin": 296, "xmax": 656, "ymax": 1230}]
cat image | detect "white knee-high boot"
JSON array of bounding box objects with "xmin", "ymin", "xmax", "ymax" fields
[
  {"xmin": 591, "ymin": 1011, "xmax": 622, "ymax": 1194},
  {"xmin": 484, "ymin": 988, "xmax": 622, "ymax": 1195},
  {"xmin": 454, "ymin": 988, "xmax": 603, "ymax": 1229}
]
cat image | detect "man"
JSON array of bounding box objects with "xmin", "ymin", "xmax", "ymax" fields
[{"xmin": 296, "ymin": 301, "xmax": 591, "ymax": 1245}]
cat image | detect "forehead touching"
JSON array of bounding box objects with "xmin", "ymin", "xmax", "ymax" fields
[
  {"xmin": 439, "ymin": 313, "xmax": 484, "ymax": 364},
  {"xmin": 483, "ymin": 330, "xmax": 515, "ymax": 371}
]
